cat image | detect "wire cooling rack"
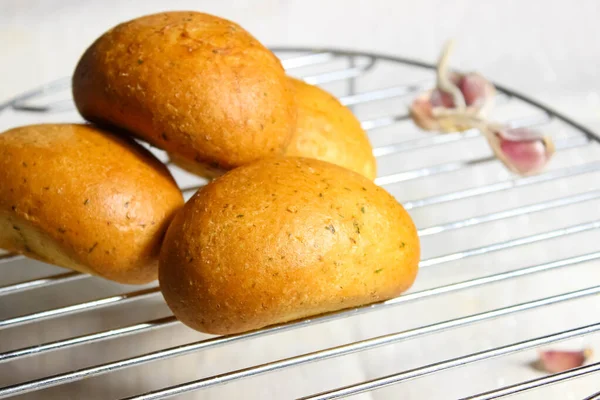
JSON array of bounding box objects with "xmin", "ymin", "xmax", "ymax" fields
[{"xmin": 0, "ymin": 48, "xmax": 599, "ymax": 399}]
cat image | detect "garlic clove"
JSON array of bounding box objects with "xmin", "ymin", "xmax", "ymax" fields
[
  {"xmin": 429, "ymin": 88, "xmax": 455, "ymax": 108},
  {"xmin": 483, "ymin": 126, "xmax": 555, "ymax": 175},
  {"xmin": 499, "ymin": 137, "xmax": 548, "ymax": 173},
  {"xmin": 459, "ymin": 73, "xmax": 489, "ymax": 107},
  {"xmin": 410, "ymin": 41, "xmax": 496, "ymax": 133},
  {"xmin": 430, "ymin": 73, "xmax": 488, "ymax": 108},
  {"xmin": 410, "ymin": 95, "xmax": 439, "ymax": 131},
  {"xmin": 530, "ymin": 348, "xmax": 593, "ymax": 374}
]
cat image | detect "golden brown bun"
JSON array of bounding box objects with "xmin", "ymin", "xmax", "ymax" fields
[
  {"xmin": 73, "ymin": 11, "xmax": 296, "ymax": 176},
  {"xmin": 0, "ymin": 124, "xmax": 184, "ymax": 284},
  {"xmin": 285, "ymin": 78, "xmax": 377, "ymax": 180},
  {"xmin": 159, "ymin": 157, "xmax": 419, "ymax": 334}
]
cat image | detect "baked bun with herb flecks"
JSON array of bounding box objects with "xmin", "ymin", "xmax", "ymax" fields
[
  {"xmin": 0, "ymin": 124, "xmax": 184, "ymax": 284},
  {"xmin": 73, "ymin": 11, "xmax": 296, "ymax": 178},
  {"xmin": 159, "ymin": 157, "xmax": 419, "ymax": 334}
]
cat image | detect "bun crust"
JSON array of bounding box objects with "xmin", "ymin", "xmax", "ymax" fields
[
  {"xmin": 0, "ymin": 124, "xmax": 184, "ymax": 284},
  {"xmin": 73, "ymin": 11, "xmax": 296, "ymax": 176},
  {"xmin": 159, "ymin": 157, "xmax": 419, "ymax": 334}
]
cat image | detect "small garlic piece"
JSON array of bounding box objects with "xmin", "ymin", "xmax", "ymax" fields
[
  {"xmin": 482, "ymin": 125, "xmax": 556, "ymax": 176},
  {"xmin": 410, "ymin": 40, "xmax": 495, "ymax": 132},
  {"xmin": 530, "ymin": 348, "xmax": 593, "ymax": 374}
]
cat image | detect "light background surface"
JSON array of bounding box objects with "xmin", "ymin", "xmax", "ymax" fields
[{"xmin": 1, "ymin": 1, "xmax": 599, "ymax": 399}]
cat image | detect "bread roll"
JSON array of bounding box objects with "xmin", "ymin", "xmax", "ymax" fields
[
  {"xmin": 0, "ymin": 124, "xmax": 184, "ymax": 284},
  {"xmin": 285, "ymin": 77, "xmax": 377, "ymax": 180},
  {"xmin": 159, "ymin": 157, "xmax": 419, "ymax": 334},
  {"xmin": 73, "ymin": 11, "xmax": 296, "ymax": 178}
]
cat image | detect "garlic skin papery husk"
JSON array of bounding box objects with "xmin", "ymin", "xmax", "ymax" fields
[
  {"xmin": 481, "ymin": 124, "xmax": 556, "ymax": 176},
  {"xmin": 410, "ymin": 41, "xmax": 496, "ymax": 132}
]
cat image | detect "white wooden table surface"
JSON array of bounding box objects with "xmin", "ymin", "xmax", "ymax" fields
[{"xmin": 1, "ymin": 1, "xmax": 599, "ymax": 399}]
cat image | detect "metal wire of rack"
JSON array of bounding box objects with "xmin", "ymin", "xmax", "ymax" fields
[{"xmin": 0, "ymin": 48, "xmax": 599, "ymax": 399}]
